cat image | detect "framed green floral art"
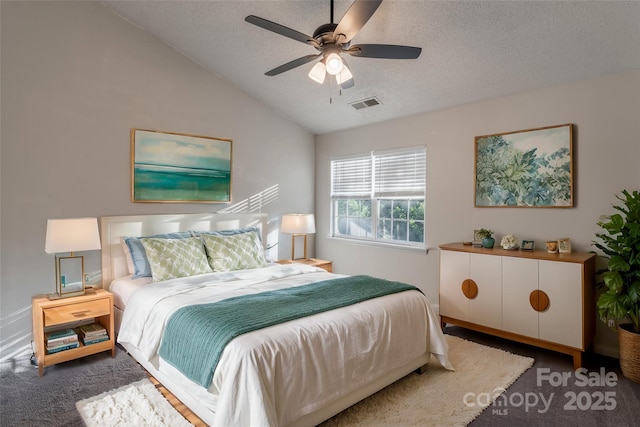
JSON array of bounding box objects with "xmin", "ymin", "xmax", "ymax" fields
[{"xmin": 474, "ymin": 124, "xmax": 573, "ymax": 208}]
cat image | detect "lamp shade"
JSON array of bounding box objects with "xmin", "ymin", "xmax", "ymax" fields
[
  {"xmin": 336, "ymin": 64, "xmax": 353, "ymax": 85},
  {"xmin": 308, "ymin": 62, "xmax": 326, "ymax": 84},
  {"xmin": 45, "ymin": 218, "xmax": 101, "ymax": 254},
  {"xmin": 281, "ymin": 214, "xmax": 316, "ymax": 235}
]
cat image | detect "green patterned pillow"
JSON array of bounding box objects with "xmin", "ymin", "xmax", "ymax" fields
[
  {"xmin": 140, "ymin": 237, "xmax": 212, "ymax": 281},
  {"xmin": 201, "ymin": 231, "xmax": 267, "ymax": 272}
]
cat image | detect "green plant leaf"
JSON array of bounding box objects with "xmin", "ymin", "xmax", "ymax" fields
[
  {"xmin": 603, "ymin": 271, "xmax": 623, "ymax": 293},
  {"xmin": 629, "ymin": 281, "xmax": 640, "ymax": 303},
  {"xmin": 593, "ymin": 189, "xmax": 640, "ymax": 331},
  {"xmin": 609, "ymin": 255, "xmax": 631, "ymax": 272}
]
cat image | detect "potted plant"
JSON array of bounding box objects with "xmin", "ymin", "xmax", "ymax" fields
[
  {"xmin": 477, "ymin": 228, "xmax": 495, "ymax": 248},
  {"xmin": 593, "ymin": 189, "xmax": 640, "ymax": 383}
]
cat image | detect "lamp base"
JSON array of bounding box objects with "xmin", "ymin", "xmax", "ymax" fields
[
  {"xmin": 47, "ymin": 289, "xmax": 87, "ymax": 300},
  {"xmin": 291, "ymin": 234, "xmax": 308, "ymax": 260}
]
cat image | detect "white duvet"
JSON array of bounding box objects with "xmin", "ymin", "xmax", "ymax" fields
[{"xmin": 117, "ymin": 263, "xmax": 452, "ymax": 426}]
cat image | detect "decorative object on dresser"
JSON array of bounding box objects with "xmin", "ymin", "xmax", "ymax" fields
[
  {"xmin": 476, "ymin": 228, "xmax": 494, "ymax": 248},
  {"xmin": 275, "ymin": 258, "xmax": 333, "ymax": 273},
  {"xmin": 280, "ymin": 213, "xmax": 316, "ymax": 260},
  {"xmin": 439, "ymin": 242, "xmax": 596, "ymax": 369},
  {"xmin": 44, "ymin": 217, "xmax": 102, "ymax": 298},
  {"xmin": 593, "ymin": 189, "xmax": 640, "ymax": 383},
  {"xmin": 131, "ymin": 128, "xmax": 232, "ymax": 203},
  {"xmin": 521, "ymin": 240, "xmax": 535, "ymax": 251},
  {"xmin": 475, "ymin": 123, "xmax": 573, "ymax": 207},
  {"xmin": 32, "ymin": 289, "xmax": 115, "ymax": 376},
  {"xmin": 558, "ymin": 237, "xmax": 572, "ymax": 253},
  {"xmin": 546, "ymin": 240, "xmax": 558, "ymax": 253},
  {"xmin": 500, "ymin": 234, "xmax": 518, "ymax": 250}
]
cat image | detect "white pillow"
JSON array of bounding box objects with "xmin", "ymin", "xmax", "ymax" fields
[{"xmin": 119, "ymin": 236, "xmax": 135, "ymax": 275}]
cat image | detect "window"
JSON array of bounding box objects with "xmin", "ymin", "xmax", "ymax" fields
[{"xmin": 330, "ymin": 146, "xmax": 426, "ymax": 249}]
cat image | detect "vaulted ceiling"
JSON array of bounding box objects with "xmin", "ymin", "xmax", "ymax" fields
[{"xmin": 102, "ymin": 1, "xmax": 640, "ymax": 135}]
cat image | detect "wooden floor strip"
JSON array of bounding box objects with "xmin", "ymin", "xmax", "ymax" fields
[{"xmin": 148, "ymin": 375, "xmax": 207, "ymax": 426}]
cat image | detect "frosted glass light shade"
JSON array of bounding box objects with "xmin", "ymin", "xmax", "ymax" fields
[
  {"xmin": 281, "ymin": 214, "xmax": 316, "ymax": 235},
  {"xmin": 308, "ymin": 62, "xmax": 326, "ymax": 84},
  {"xmin": 336, "ymin": 64, "xmax": 353, "ymax": 85},
  {"xmin": 45, "ymin": 218, "xmax": 101, "ymax": 254},
  {"xmin": 325, "ymin": 53, "xmax": 343, "ymax": 75}
]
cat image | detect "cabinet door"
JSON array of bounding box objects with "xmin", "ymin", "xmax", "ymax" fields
[
  {"xmin": 469, "ymin": 253, "xmax": 502, "ymax": 329},
  {"xmin": 539, "ymin": 260, "xmax": 583, "ymax": 348},
  {"xmin": 502, "ymin": 257, "xmax": 539, "ymax": 338},
  {"xmin": 439, "ymin": 250, "xmax": 470, "ymax": 321}
]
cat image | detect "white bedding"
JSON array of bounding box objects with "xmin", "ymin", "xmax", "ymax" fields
[{"xmin": 117, "ymin": 263, "xmax": 452, "ymax": 426}]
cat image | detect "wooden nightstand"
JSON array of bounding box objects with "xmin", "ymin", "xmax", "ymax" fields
[
  {"xmin": 276, "ymin": 258, "xmax": 333, "ymax": 273},
  {"xmin": 32, "ymin": 288, "xmax": 115, "ymax": 376}
]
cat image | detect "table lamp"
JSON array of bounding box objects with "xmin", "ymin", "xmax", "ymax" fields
[
  {"xmin": 281, "ymin": 214, "xmax": 316, "ymax": 260},
  {"xmin": 45, "ymin": 217, "xmax": 101, "ymax": 298}
]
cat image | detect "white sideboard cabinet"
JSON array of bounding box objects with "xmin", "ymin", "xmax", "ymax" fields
[{"xmin": 439, "ymin": 243, "xmax": 596, "ymax": 369}]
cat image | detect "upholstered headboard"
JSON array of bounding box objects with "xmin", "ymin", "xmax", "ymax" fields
[{"xmin": 100, "ymin": 212, "xmax": 268, "ymax": 289}]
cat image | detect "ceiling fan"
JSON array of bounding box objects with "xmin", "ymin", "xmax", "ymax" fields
[{"xmin": 245, "ymin": 0, "xmax": 422, "ymax": 89}]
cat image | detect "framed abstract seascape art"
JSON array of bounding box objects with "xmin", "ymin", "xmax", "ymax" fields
[
  {"xmin": 474, "ymin": 124, "xmax": 573, "ymax": 208},
  {"xmin": 131, "ymin": 129, "xmax": 232, "ymax": 203}
]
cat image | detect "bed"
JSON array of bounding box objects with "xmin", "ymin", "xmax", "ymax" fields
[{"xmin": 100, "ymin": 213, "xmax": 452, "ymax": 426}]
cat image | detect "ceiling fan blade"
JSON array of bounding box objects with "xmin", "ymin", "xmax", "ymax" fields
[
  {"xmin": 245, "ymin": 15, "xmax": 319, "ymax": 47},
  {"xmin": 334, "ymin": 0, "xmax": 383, "ymax": 43},
  {"xmin": 346, "ymin": 44, "xmax": 422, "ymax": 59},
  {"xmin": 265, "ymin": 54, "xmax": 322, "ymax": 76}
]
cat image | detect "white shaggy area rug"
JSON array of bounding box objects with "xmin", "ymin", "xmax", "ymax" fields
[
  {"xmin": 76, "ymin": 378, "xmax": 192, "ymax": 427},
  {"xmin": 76, "ymin": 335, "xmax": 533, "ymax": 427},
  {"xmin": 320, "ymin": 335, "xmax": 534, "ymax": 426}
]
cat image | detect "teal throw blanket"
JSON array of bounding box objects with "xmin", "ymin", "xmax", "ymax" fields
[{"xmin": 158, "ymin": 275, "xmax": 419, "ymax": 387}]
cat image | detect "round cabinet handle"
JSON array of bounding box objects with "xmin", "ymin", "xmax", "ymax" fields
[
  {"xmin": 461, "ymin": 279, "xmax": 478, "ymax": 299},
  {"xmin": 529, "ymin": 290, "xmax": 550, "ymax": 312}
]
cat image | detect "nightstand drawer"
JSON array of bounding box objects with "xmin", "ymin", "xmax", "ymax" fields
[{"xmin": 43, "ymin": 298, "xmax": 110, "ymax": 326}]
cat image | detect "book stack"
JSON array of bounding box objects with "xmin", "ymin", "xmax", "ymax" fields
[
  {"xmin": 45, "ymin": 328, "xmax": 79, "ymax": 354},
  {"xmin": 77, "ymin": 323, "xmax": 109, "ymax": 345}
]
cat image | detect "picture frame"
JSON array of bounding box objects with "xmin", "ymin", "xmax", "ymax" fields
[
  {"xmin": 558, "ymin": 237, "xmax": 572, "ymax": 253},
  {"xmin": 131, "ymin": 129, "xmax": 232, "ymax": 203},
  {"xmin": 475, "ymin": 124, "xmax": 573, "ymax": 208},
  {"xmin": 521, "ymin": 240, "xmax": 535, "ymax": 251}
]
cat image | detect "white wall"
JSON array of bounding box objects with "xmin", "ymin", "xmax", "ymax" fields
[
  {"xmin": 0, "ymin": 1, "xmax": 315, "ymax": 360},
  {"xmin": 315, "ymin": 70, "xmax": 640, "ymax": 357}
]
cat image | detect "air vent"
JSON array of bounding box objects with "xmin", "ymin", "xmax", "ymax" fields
[{"xmin": 349, "ymin": 97, "xmax": 382, "ymax": 110}]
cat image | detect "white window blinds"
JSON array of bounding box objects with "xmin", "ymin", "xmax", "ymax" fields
[
  {"xmin": 331, "ymin": 146, "xmax": 426, "ymax": 198},
  {"xmin": 330, "ymin": 155, "xmax": 372, "ymax": 197},
  {"xmin": 374, "ymin": 147, "xmax": 426, "ymax": 198}
]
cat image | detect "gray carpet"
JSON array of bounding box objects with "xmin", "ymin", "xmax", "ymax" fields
[
  {"xmin": 2, "ymin": 331, "xmax": 639, "ymax": 426},
  {"xmin": 0, "ymin": 345, "xmax": 147, "ymax": 426},
  {"xmin": 447, "ymin": 327, "xmax": 640, "ymax": 427}
]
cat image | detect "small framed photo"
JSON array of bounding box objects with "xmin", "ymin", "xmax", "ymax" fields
[
  {"xmin": 521, "ymin": 240, "xmax": 535, "ymax": 251},
  {"xmin": 558, "ymin": 238, "xmax": 572, "ymax": 253}
]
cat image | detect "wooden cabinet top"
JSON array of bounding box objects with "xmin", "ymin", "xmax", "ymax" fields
[{"xmin": 439, "ymin": 242, "xmax": 596, "ymax": 264}]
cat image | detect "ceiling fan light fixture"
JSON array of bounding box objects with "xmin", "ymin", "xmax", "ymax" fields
[
  {"xmin": 308, "ymin": 61, "xmax": 326, "ymax": 84},
  {"xmin": 325, "ymin": 53, "xmax": 343, "ymax": 75},
  {"xmin": 336, "ymin": 63, "xmax": 353, "ymax": 85}
]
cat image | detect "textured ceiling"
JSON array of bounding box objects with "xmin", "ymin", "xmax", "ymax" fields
[{"xmin": 101, "ymin": 1, "xmax": 640, "ymax": 135}]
